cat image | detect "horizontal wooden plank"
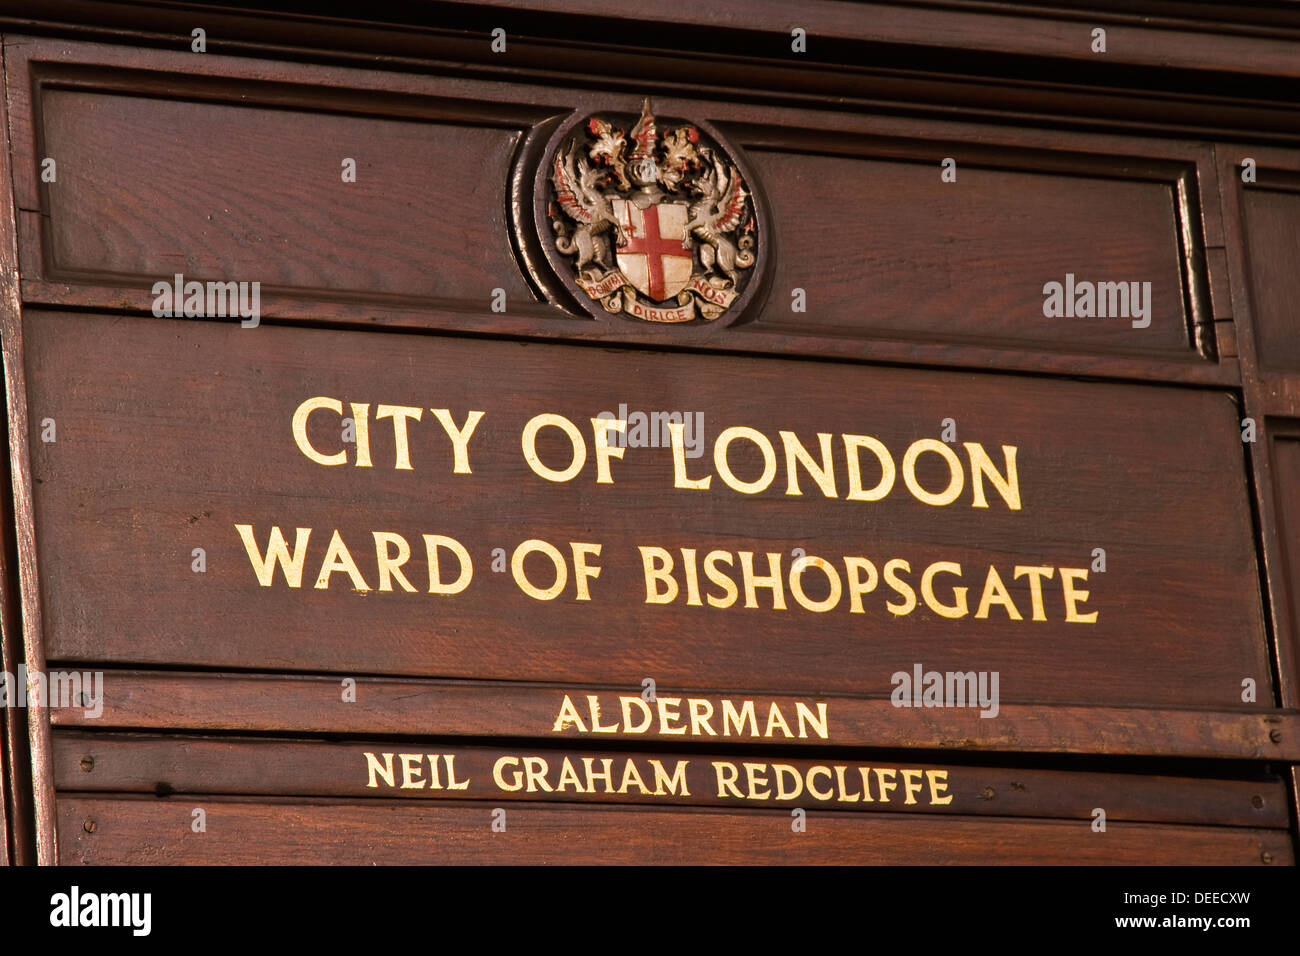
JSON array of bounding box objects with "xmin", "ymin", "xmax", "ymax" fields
[
  {"xmin": 1241, "ymin": 188, "xmax": 1300, "ymax": 375},
  {"xmin": 15, "ymin": 272, "xmax": 1240, "ymax": 388},
  {"xmin": 32, "ymin": 81, "xmax": 1200, "ymax": 358},
  {"xmin": 445, "ymin": 0, "xmax": 1300, "ymax": 84},
  {"xmin": 51, "ymin": 732, "xmax": 1291, "ymax": 828},
  {"xmin": 48, "ymin": 671, "xmax": 1300, "ymax": 761},
  {"xmin": 748, "ymin": 147, "xmax": 1193, "ymax": 357},
  {"xmin": 56, "ymin": 795, "xmax": 1293, "ymax": 865},
  {"xmin": 25, "ymin": 311, "xmax": 1267, "ymax": 709},
  {"xmin": 37, "ymin": 88, "xmax": 538, "ymax": 305},
  {"xmin": 6, "ymin": 38, "xmax": 1243, "ymax": 384}
]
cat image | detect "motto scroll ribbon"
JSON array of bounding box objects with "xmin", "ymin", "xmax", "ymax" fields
[{"xmin": 577, "ymin": 269, "xmax": 741, "ymax": 323}]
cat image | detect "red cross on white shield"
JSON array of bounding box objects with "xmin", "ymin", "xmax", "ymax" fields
[{"xmin": 613, "ymin": 199, "xmax": 694, "ymax": 302}]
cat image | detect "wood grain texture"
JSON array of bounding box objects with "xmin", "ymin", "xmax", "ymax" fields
[
  {"xmin": 25, "ymin": 311, "xmax": 1267, "ymax": 708},
  {"xmin": 47, "ymin": 671, "xmax": 1300, "ymax": 761},
  {"xmin": 1268, "ymin": 433, "xmax": 1300, "ymax": 711},
  {"xmin": 1240, "ymin": 188, "xmax": 1300, "ymax": 375},
  {"xmin": 50, "ymin": 732, "xmax": 1292, "ymax": 828},
  {"xmin": 0, "ymin": 10, "xmax": 1295, "ymax": 867},
  {"xmin": 3, "ymin": 38, "xmax": 1235, "ymax": 386},
  {"xmin": 436, "ymin": 0, "xmax": 1300, "ymax": 83},
  {"xmin": 0, "ymin": 34, "xmax": 53, "ymax": 865},
  {"xmin": 56, "ymin": 795, "xmax": 1294, "ymax": 865},
  {"xmin": 749, "ymin": 148, "xmax": 1191, "ymax": 355},
  {"xmin": 31, "ymin": 83, "xmax": 1197, "ymax": 357},
  {"xmin": 1215, "ymin": 147, "xmax": 1300, "ymax": 715},
  {"xmin": 37, "ymin": 89, "xmax": 536, "ymax": 305}
]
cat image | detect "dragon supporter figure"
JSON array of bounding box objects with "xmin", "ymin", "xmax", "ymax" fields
[{"xmin": 548, "ymin": 99, "xmax": 757, "ymax": 323}]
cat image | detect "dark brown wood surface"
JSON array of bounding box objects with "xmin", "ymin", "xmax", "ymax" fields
[
  {"xmin": 1240, "ymin": 187, "xmax": 1300, "ymax": 375},
  {"xmin": 51, "ymin": 732, "xmax": 1291, "ymax": 828},
  {"xmin": 0, "ymin": 33, "xmax": 46, "ymax": 865},
  {"xmin": 31, "ymin": 82, "xmax": 1195, "ymax": 356},
  {"xmin": 0, "ymin": 3, "xmax": 1297, "ymax": 867},
  {"xmin": 24, "ymin": 310, "xmax": 1267, "ymax": 708},
  {"xmin": 48, "ymin": 671, "xmax": 1300, "ymax": 761},
  {"xmin": 56, "ymin": 796, "xmax": 1293, "ymax": 865},
  {"xmin": 5, "ymin": 37, "xmax": 1231, "ymax": 386}
]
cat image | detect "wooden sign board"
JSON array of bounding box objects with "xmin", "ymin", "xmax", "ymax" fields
[
  {"xmin": 0, "ymin": 15, "xmax": 1297, "ymax": 867},
  {"xmin": 25, "ymin": 311, "xmax": 1267, "ymax": 707}
]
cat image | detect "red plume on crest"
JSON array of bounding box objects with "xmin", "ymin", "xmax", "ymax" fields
[{"xmin": 628, "ymin": 98, "xmax": 657, "ymax": 161}]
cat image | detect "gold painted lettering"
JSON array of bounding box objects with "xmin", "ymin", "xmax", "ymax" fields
[
  {"xmin": 620, "ymin": 696, "xmax": 653, "ymax": 734},
  {"xmin": 875, "ymin": 767, "xmax": 898, "ymax": 802},
  {"xmin": 843, "ymin": 435, "xmax": 895, "ymax": 501},
  {"xmin": 423, "ymin": 534, "xmax": 473, "ymax": 594},
  {"xmin": 722, "ymin": 699, "xmax": 758, "ymax": 737},
  {"xmin": 375, "ymin": 404, "xmax": 423, "ymax": 470},
  {"xmin": 902, "ymin": 439, "xmax": 964, "ymax": 506},
  {"xmin": 744, "ymin": 762, "xmax": 771, "ymax": 800},
  {"xmin": 236, "ymin": 524, "xmax": 311, "ymax": 588},
  {"xmin": 522, "ymin": 413, "xmax": 586, "ymax": 482},
  {"xmin": 789, "ymin": 555, "xmax": 842, "ymax": 613},
  {"xmin": 964, "ymin": 442, "xmax": 1021, "ymax": 510},
  {"xmin": 780, "ymin": 431, "xmax": 837, "ymax": 498},
  {"xmin": 587, "ymin": 695, "xmax": 618, "ymax": 733},
  {"xmin": 511, "ymin": 539, "xmax": 567, "ymax": 600},
  {"xmin": 927, "ymin": 769, "xmax": 953, "ymax": 805},
  {"xmin": 739, "ymin": 551, "xmax": 787, "ymax": 610},
  {"xmin": 921, "ymin": 561, "xmax": 968, "ymax": 618},
  {"xmin": 844, "ymin": 557, "xmax": 878, "ymax": 613},
  {"xmin": 1014, "ymin": 565, "xmax": 1055, "ymax": 621},
  {"xmin": 806, "ymin": 766, "xmax": 833, "ymax": 801},
  {"xmin": 688, "ymin": 698, "xmax": 717, "ymax": 736},
  {"xmin": 552, "ymin": 694, "xmax": 586, "ymax": 733},
  {"xmin": 364, "ymin": 752, "xmax": 395, "ymax": 789},
  {"xmin": 314, "ymin": 529, "xmax": 370, "ymax": 591},
  {"xmin": 704, "ymin": 550, "xmax": 738, "ymax": 608},
  {"xmin": 1060, "ymin": 567, "xmax": 1099, "ymax": 623},
  {"xmin": 795, "ymin": 702, "xmax": 829, "ymax": 740},
  {"xmin": 639, "ymin": 546, "xmax": 678, "ymax": 604},
  {"xmin": 292, "ymin": 396, "xmax": 346, "ymax": 466},
  {"xmin": 713, "ymin": 761, "xmax": 743, "ymax": 798},
  {"xmin": 430, "ymin": 409, "xmax": 484, "ymax": 474},
  {"xmin": 764, "ymin": 702, "xmax": 793, "ymax": 738},
  {"xmin": 901, "ymin": 768, "xmax": 924, "ymax": 805},
  {"xmin": 591, "ymin": 417, "xmax": 627, "ymax": 484},
  {"xmin": 523, "ymin": 756, "xmax": 553, "ymax": 793},
  {"xmin": 372, "ymin": 531, "xmax": 417, "ymax": 593},
  {"xmin": 668, "ymin": 421, "xmax": 711, "ymax": 490},
  {"xmin": 651, "ymin": 759, "xmax": 690, "ymax": 796},
  {"xmin": 399, "ymin": 753, "xmax": 424, "ymax": 789},
  {"xmin": 493, "ymin": 756, "xmax": 523, "ymax": 791},
  {"xmin": 714, "ymin": 426, "xmax": 777, "ymax": 494},
  {"xmin": 656, "ymin": 697, "xmax": 687, "ymax": 735},
  {"xmin": 975, "ymin": 565, "xmax": 1022, "ymax": 620},
  {"xmin": 884, "ymin": 558, "xmax": 916, "ymax": 615}
]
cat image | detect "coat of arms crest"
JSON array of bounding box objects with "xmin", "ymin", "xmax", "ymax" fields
[{"xmin": 545, "ymin": 100, "xmax": 759, "ymax": 323}]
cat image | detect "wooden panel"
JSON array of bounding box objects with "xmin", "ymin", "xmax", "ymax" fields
[
  {"xmin": 48, "ymin": 671, "xmax": 1300, "ymax": 761},
  {"xmin": 0, "ymin": 735, "xmax": 7, "ymax": 864},
  {"xmin": 1241, "ymin": 188, "xmax": 1300, "ymax": 374},
  {"xmin": 4, "ymin": 38, "xmax": 1228, "ymax": 380},
  {"xmin": 1271, "ymin": 433, "xmax": 1300, "ymax": 694},
  {"xmin": 749, "ymin": 148, "xmax": 1192, "ymax": 355},
  {"xmin": 25, "ymin": 311, "xmax": 1267, "ymax": 707},
  {"xmin": 1, "ymin": 13, "xmax": 1295, "ymax": 868},
  {"xmin": 51, "ymin": 733, "xmax": 1291, "ymax": 828},
  {"xmin": 25, "ymin": 314, "xmax": 1268, "ymax": 712},
  {"xmin": 56, "ymin": 796, "xmax": 1292, "ymax": 865},
  {"xmin": 37, "ymin": 89, "xmax": 536, "ymax": 306}
]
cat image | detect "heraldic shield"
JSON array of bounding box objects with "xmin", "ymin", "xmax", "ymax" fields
[
  {"xmin": 612, "ymin": 198, "xmax": 693, "ymax": 302},
  {"xmin": 533, "ymin": 98, "xmax": 762, "ymax": 324}
]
